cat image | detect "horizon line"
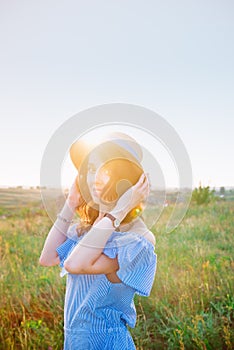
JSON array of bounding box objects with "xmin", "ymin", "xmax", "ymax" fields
[{"xmin": 1, "ymin": 184, "xmax": 234, "ymax": 190}]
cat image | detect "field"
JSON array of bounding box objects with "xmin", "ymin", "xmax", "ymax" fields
[{"xmin": 0, "ymin": 188, "xmax": 233, "ymax": 349}]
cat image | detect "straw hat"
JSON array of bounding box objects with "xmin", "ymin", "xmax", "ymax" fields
[{"xmin": 69, "ymin": 131, "xmax": 143, "ymax": 171}]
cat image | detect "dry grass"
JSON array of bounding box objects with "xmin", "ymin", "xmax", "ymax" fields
[{"xmin": 0, "ymin": 190, "xmax": 233, "ymax": 349}]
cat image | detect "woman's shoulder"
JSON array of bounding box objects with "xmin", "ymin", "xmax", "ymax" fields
[
  {"xmin": 141, "ymin": 229, "xmax": 156, "ymax": 247},
  {"xmin": 110, "ymin": 218, "xmax": 156, "ymax": 250},
  {"xmin": 128, "ymin": 218, "xmax": 156, "ymax": 247}
]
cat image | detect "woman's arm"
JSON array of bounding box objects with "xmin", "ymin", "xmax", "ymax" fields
[
  {"xmin": 39, "ymin": 182, "xmax": 80, "ymax": 266},
  {"xmin": 64, "ymin": 173, "xmax": 149, "ymax": 274},
  {"xmin": 63, "ymin": 216, "xmax": 121, "ymax": 273},
  {"xmin": 81, "ymin": 254, "xmax": 120, "ymax": 275},
  {"xmin": 70, "ymin": 229, "xmax": 155, "ymax": 276}
]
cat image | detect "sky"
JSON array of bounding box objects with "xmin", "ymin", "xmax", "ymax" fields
[{"xmin": 0, "ymin": 0, "xmax": 233, "ymax": 189}]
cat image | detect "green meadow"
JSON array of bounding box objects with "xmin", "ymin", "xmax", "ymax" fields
[{"xmin": 0, "ymin": 188, "xmax": 233, "ymax": 349}]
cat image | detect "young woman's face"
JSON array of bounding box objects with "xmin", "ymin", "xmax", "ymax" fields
[{"xmin": 86, "ymin": 152, "xmax": 110, "ymax": 204}]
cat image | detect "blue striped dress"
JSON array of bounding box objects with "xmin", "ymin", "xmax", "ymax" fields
[{"xmin": 56, "ymin": 224, "xmax": 157, "ymax": 350}]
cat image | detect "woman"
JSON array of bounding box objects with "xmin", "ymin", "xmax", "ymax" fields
[{"xmin": 39, "ymin": 132, "xmax": 157, "ymax": 349}]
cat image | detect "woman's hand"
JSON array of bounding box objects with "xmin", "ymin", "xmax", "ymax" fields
[
  {"xmin": 67, "ymin": 178, "xmax": 82, "ymax": 210},
  {"xmin": 124, "ymin": 172, "xmax": 150, "ymax": 210},
  {"xmin": 110, "ymin": 173, "xmax": 150, "ymax": 221}
]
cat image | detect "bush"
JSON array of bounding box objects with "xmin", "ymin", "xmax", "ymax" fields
[{"xmin": 192, "ymin": 185, "xmax": 215, "ymax": 205}]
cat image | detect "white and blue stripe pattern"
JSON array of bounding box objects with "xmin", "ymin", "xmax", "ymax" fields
[{"xmin": 56, "ymin": 225, "xmax": 157, "ymax": 349}]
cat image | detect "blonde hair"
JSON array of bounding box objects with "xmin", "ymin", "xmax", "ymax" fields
[{"xmin": 74, "ymin": 141, "xmax": 145, "ymax": 235}]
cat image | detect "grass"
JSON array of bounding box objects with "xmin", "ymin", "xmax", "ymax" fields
[{"xmin": 0, "ymin": 189, "xmax": 233, "ymax": 349}]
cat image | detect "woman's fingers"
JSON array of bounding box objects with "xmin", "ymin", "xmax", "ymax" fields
[
  {"xmin": 135, "ymin": 173, "xmax": 146, "ymax": 188},
  {"xmin": 138, "ymin": 174, "xmax": 149, "ymax": 189},
  {"xmin": 67, "ymin": 177, "xmax": 82, "ymax": 209},
  {"xmin": 140, "ymin": 173, "xmax": 146, "ymax": 182},
  {"xmin": 129, "ymin": 173, "xmax": 150, "ymax": 205},
  {"xmin": 114, "ymin": 172, "xmax": 151, "ymax": 213},
  {"xmin": 140, "ymin": 174, "xmax": 150, "ymax": 200}
]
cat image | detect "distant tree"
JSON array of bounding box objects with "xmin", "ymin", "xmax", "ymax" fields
[
  {"xmin": 220, "ymin": 186, "xmax": 225, "ymax": 195},
  {"xmin": 192, "ymin": 185, "xmax": 215, "ymax": 205}
]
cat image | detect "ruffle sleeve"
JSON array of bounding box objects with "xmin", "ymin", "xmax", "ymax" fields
[{"xmin": 103, "ymin": 232, "xmax": 157, "ymax": 296}]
